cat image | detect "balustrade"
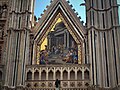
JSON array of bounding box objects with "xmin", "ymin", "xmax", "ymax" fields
[
  {"xmin": 26, "ymin": 64, "xmax": 90, "ymax": 89},
  {"xmin": 25, "ymin": 80, "xmax": 90, "ymax": 89}
]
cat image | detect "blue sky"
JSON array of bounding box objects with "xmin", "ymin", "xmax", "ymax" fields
[
  {"xmin": 34, "ymin": 0, "xmax": 86, "ymax": 24},
  {"xmin": 117, "ymin": 0, "xmax": 120, "ymax": 24}
]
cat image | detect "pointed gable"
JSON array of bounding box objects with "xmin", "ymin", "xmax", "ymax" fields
[{"xmin": 34, "ymin": 0, "xmax": 86, "ymax": 44}]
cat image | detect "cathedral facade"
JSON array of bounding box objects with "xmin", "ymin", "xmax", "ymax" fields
[{"xmin": 0, "ymin": 0, "xmax": 120, "ymax": 90}]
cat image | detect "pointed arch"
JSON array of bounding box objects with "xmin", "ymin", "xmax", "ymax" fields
[
  {"xmin": 33, "ymin": 0, "xmax": 86, "ymax": 64},
  {"xmin": 56, "ymin": 70, "xmax": 61, "ymax": 80},
  {"xmin": 48, "ymin": 70, "xmax": 53, "ymax": 80},
  {"xmin": 77, "ymin": 70, "xmax": 82, "ymax": 80},
  {"xmin": 63, "ymin": 70, "xmax": 68, "ymax": 80},
  {"xmin": 27, "ymin": 71, "xmax": 32, "ymax": 80},
  {"xmin": 34, "ymin": 70, "xmax": 39, "ymax": 80},
  {"xmin": 41, "ymin": 70, "xmax": 46, "ymax": 80},
  {"xmin": 70, "ymin": 70, "xmax": 75, "ymax": 80},
  {"xmin": 84, "ymin": 70, "xmax": 89, "ymax": 80}
]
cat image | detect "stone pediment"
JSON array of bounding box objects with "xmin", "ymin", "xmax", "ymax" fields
[{"xmin": 33, "ymin": 0, "xmax": 86, "ymax": 44}]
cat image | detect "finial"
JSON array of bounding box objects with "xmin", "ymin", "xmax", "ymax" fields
[
  {"xmin": 75, "ymin": 12, "xmax": 78, "ymax": 16},
  {"xmin": 46, "ymin": 5, "xmax": 49, "ymax": 8},
  {"xmin": 67, "ymin": 1, "xmax": 70, "ymax": 3},
  {"xmin": 78, "ymin": 16, "xmax": 81, "ymax": 19},
  {"xmin": 43, "ymin": 9, "xmax": 46, "ymax": 12},
  {"xmin": 70, "ymin": 4, "xmax": 73, "ymax": 7},
  {"xmin": 50, "ymin": 0, "xmax": 53, "ymax": 3},
  {"xmin": 38, "ymin": 17, "xmax": 41, "ymax": 20},
  {"xmin": 40, "ymin": 14, "xmax": 43, "ymax": 16},
  {"xmin": 73, "ymin": 8, "xmax": 75, "ymax": 12},
  {"xmin": 81, "ymin": 21, "xmax": 84, "ymax": 24}
]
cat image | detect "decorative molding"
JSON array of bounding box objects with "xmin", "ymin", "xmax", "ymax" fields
[
  {"xmin": 87, "ymin": 5, "xmax": 119, "ymax": 12},
  {"xmin": 86, "ymin": 25, "xmax": 120, "ymax": 31}
]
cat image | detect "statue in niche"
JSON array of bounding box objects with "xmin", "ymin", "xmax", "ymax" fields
[
  {"xmin": 0, "ymin": 24, "xmax": 4, "ymax": 38},
  {"xmin": 2, "ymin": 4, "xmax": 7, "ymax": 18},
  {"xmin": 0, "ymin": 4, "xmax": 7, "ymax": 18}
]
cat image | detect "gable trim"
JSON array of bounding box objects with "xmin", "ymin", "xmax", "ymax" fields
[{"xmin": 34, "ymin": 2, "xmax": 85, "ymax": 44}]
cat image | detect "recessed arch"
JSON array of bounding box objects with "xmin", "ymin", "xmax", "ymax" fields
[
  {"xmin": 56, "ymin": 70, "xmax": 61, "ymax": 80},
  {"xmin": 27, "ymin": 71, "xmax": 32, "ymax": 80},
  {"xmin": 77, "ymin": 70, "xmax": 82, "ymax": 80},
  {"xmin": 33, "ymin": 0, "xmax": 86, "ymax": 65},
  {"xmin": 48, "ymin": 70, "xmax": 53, "ymax": 80},
  {"xmin": 84, "ymin": 70, "xmax": 89, "ymax": 80},
  {"xmin": 70, "ymin": 70, "xmax": 75, "ymax": 80},
  {"xmin": 63, "ymin": 70, "xmax": 68, "ymax": 80},
  {"xmin": 41, "ymin": 70, "xmax": 46, "ymax": 80},
  {"xmin": 34, "ymin": 70, "xmax": 39, "ymax": 80}
]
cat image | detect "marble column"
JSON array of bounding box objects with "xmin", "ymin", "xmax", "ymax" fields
[
  {"xmin": 36, "ymin": 45, "xmax": 40, "ymax": 64},
  {"xmin": 4, "ymin": 31, "xmax": 11, "ymax": 86},
  {"xmin": 46, "ymin": 68, "xmax": 48, "ymax": 80},
  {"xmin": 39, "ymin": 69, "xmax": 41, "ymax": 80},
  {"xmin": 32, "ymin": 41, "xmax": 37, "ymax": 65},
  {"xmin": 64, "ymin": 32, "xmax": 66, "ymax": 48},
  {"xmin": 48, "ymin": 35, "xmax": 51, "ymax": 50},
  {"xmin": 68, "ymin": 68, "xmax": 70, "ymax": 87},
  {"xmin": 53, "ymin": 68, "xmax": 56, "ymax": 80},
  {"xmin": 88, "ymin": 30, "xmax": 93, "ymax": 85},
  {"xmin": 61, "ymin": 71, "xmax": 63, "ymax": 80},
  {"xmin": 82, "ymin": 42, "xmax": 85, "ymax": 64},
  {"xmin": 67, "ymin": 31, "xmax": 69, "ymax": 49},
  {"xmin": 75, "ymin": 69, "xmax": 77, "ymax": 80},
  {"xmin": 78, "ymin": 44, "xmax": 82, "ymax": 64},
  {"xmin": 32, "ymin": 71, "xmax": 34, "ymax": 80}
]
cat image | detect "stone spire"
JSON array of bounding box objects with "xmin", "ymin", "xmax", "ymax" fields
[
  {"xmin": 4, "ymin": 0, "xmax": 35, "ymax": 89},
  {"xmin": 85, "ymin": 0, "xmax": 120, "ymax": 88}
]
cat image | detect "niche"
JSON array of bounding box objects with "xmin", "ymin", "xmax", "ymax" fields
[
  {"xmin": 27, "ymin": 71, "xmax": 32, "ymax": 80},
  {"xmin": 84, "ymin": 70, "xmax": 89, "ymax": 80},
  {"xmin": 70, "ymin": 70, "xmax": 75, "ymax": 80},
  {"xmin": 41, "ymin": 70, "xmax": 46, "ymax": 80},
  {"xmin": 63, "ymin": 70, "xmax": 68, "ymax": 80},
  {"xmin": 48, "ymin": 70, "xmax": 53, "ymax": 80},
  {"xmin": 77, "ymin": 70, "xmax": 82, "ymax": 80},
  {"xmin": 34, "ymin": 70, "xmax": 39, "ymax": 80},
  {"xmin": 56, "ymin": 70, "xmax": 60, "ymax": 80}
]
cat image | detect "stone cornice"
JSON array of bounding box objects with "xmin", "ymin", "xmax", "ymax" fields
[
  {"xmin": 86, "ymin": 25, "xmax": 120, "ymax": 31},
  {"xmin": 87, "ymin": 5, "xmax": 119, "ymax": 12},
  {"xmin": 7, "ymin": 27, "xmax": 31, "ymax": 32},
  {"xmin": 9, "ymin": 10, "xmax": 32, "ymax": 14},
  {"xmin": 26, "ymin": 64, "xmax": 90, "ymax": 68}
]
